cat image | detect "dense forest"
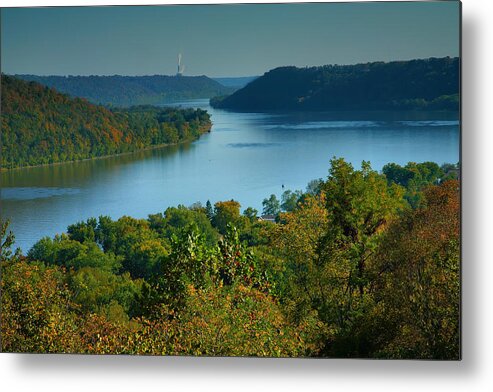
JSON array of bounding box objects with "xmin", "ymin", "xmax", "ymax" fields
[
  {"xmin": 211, "ymin": 57, "xmax": 459, "ymax": 111},
  {"xmin": 15, "ymin": 74, "xmax": 234, "ymax": 107},
  {"xmin": 1, "ymin": 159, "xmax": 460, "ymax": 358},
  {"xmin": 1, "ymin": 75, "xmax": 212, "ymax": 169}
]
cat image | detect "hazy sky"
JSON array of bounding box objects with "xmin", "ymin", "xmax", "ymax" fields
[{"xmin": 1, "ymin": 2, "xmax": 460, "ymax": 77}]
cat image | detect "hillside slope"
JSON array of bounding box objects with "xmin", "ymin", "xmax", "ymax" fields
[
  {"xmin": 212, "ymin": 76, "xmax": 258, "ymax": 88},
  {"xmin": 210, "ymin": 57, "xmax": 459, "ymax": 111},
  {"xmin": 15, "ymin": 74, "xmax": 234, "ymax": 107},
  {"xmin": 1, "ymin": 75, "xmax": 211, "ymax": 169}
]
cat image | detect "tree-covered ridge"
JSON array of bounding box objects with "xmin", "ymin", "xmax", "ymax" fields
[
  {"xmin": 1, "ymin": 75, "xmax": 212, "ymax": 169},
  {"xmin": 1, "ymin": 159, "xmax": 460, "ymax": 358},
  {"xmin": 211, "ymin": 57, "xmax": 459, "ymax": 111},
  {"xmin": 15, "ymin": 74, "xmax": 234, "ymax": 107}
]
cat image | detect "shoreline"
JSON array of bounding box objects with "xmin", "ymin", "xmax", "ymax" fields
[{"xmin": 1, "ymin": 124, "xmax": 212, "ymax": 172}]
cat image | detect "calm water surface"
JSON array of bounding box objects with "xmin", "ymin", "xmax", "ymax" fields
[{"xmin": 1, "ymin": 99, "xmax": 459, "ymax": 252}]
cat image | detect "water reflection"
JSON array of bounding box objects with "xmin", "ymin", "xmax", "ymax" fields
[{"xmin": 1, "ymin": 142, "xmax": 193, "ymax": 188}]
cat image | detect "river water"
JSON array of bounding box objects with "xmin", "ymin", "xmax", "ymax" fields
[{"xmin": 1, "ymin": 99, "xmax": 459, "ymax": 252}]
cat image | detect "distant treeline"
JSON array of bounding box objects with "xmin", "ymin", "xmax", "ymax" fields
[
  {"xmin": 211, "ymin": 57, "xmax": 459, "ymax": 111},
  {"xmin": 1, "ymin": 75, "xmax": 212, "ymax": 169},
  {"xmin": 15, "ymin": 74, "xmax": 234, "ymax": 107}
]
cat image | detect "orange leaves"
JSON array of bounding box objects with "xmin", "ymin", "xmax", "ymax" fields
[
  {"xmin": 370, "ymin": 180, "xmax": 460, "ymax": 359},
  {"xmin": 108, "ymin": 125, "xmax": 124, "ymax": 144}
]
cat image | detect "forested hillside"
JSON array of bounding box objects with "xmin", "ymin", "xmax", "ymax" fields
[
  {"xmin": 211, "ymin": 57, "xmax": 459, "ymax": 111},
  {"xmin": 15, "ymin": 74, "xmax": 234, "ymax": 107},
  {"xmin": 1, "ymin": 159, "xmax": 460, "ymax": 358},
  {"xmin": 1, "ymin": 75, "xmax": 211, "ymax": 169}
]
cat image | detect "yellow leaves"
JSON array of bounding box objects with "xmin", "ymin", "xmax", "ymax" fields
[{"xmin": 272, "ymin": 192, "xmax": 328, "ymax": 264}]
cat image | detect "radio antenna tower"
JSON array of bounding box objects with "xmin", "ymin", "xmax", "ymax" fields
[{"xmin": 177, "ymin": 53, "xmax": 185, "ymax": 76}]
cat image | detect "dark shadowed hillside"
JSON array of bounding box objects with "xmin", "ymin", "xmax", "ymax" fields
[
  {"xmin": 210, "ymin": 57, "xmax": 459, "ymax": 112},
  {"xmin": 15, "ymin": 74, "xmax": 234, "ymax": 107}
]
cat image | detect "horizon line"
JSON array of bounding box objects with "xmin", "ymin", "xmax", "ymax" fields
[{"xmin": 4, "ymin": 55, "xmax": 459, "ymax": 79}]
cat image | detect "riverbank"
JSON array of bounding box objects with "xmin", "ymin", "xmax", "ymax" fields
[{"xmin": 0, "ymin": 123, "xmax": 212, "ymax": 172}]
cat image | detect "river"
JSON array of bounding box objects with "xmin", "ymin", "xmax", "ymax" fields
[{"xmin": 1, "ymin": 99, "xmax": 459, "ymax": 252}]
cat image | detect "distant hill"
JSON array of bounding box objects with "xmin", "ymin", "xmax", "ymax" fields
[
  {"xmin": 210, "ymin": 57, "xmax": 459, "ymax": 112},
  {"xmin": 15, "ymin": 74, "xmax": 234, "ymax": 107},
  {"xmin": 212, "ymin": 76, "xmax": 258, "ymax": 88},
  {"xmin": 1, "ymin": 75, "xmax": 211, "ymax": 169}
]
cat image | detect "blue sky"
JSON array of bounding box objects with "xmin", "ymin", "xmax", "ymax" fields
[{"xmin": 1, "ymin": 2, "xmax": 460, "ymax": 77}]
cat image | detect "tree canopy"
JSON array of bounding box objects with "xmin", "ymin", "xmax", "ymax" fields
[
  {"xmin": 1, "ymin": 158, "xmax": 460, "ymax": 358},
  {"xmin": 211, "ymin": 57, "xmax": 459, "ymax": 111}
]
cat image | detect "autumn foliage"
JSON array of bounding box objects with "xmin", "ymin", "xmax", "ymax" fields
[
  {"xmin": 0, "ymin": 160, "xmax": 460, "ymax": 358},
  {"xmin": 1, "ymin": 75, "xmax": 211, "ymax": 168}
]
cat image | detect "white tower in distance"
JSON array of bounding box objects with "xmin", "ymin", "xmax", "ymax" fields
[{"xmin": 177, "ymin": 53, "xmax": 185, "ymax": 76}]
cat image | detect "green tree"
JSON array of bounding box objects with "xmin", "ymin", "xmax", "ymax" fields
[
  {"xmin": 68, "ymin": 266, "xmax": 141, "ymax": 320},
  {"xmin": 320, "ymin": 158, "xmax": 405, "ymax": 298},
  {"xmin": 306, "ymin": 178, "xmax": 323, "ymax": 196},
  {"xmin": 243, "ymin": 207, "xmax": 258, "ymax": 222},
  {"xmin": 149, "ymin": 205, "xmax": 218, "ymax": 246},
  {"xmin": 271, "ymin": 192, "xmax": 328, "ymax": 322},
  {"xmin": 382, "ymin": 163, "xmax": 413, "ymax": 187},
  {"xmin": 217, "ymin": 225, "xmax": 267, "ymax": 289},
  {"xmin": 28, "ymin": 234, "xmax": 122, "ymax": 272},
  {"xmin": 93, "ymin": 215, "xmax": 167, "ymax": 279},
  {"xmin": 151, "ymin": 226, "xmax": 218, "ymax": 311},
  {"xmin": 383, "ymin": 161, "xmax": 446, "ymax": 208},
  {"xmin": 212, "ymin": 200, "xmax": 242, "ymax": 234},
  {"xmin": 205, "ymin": 200, "xmax": 214, "ymax": 220},
  {"xmin": 67, "ymin": 218, "xmax": 97, "ymax": 243},
  {"xmin": 262, "ymin": 194, "xmax": 281, "ymax": 216},
  {"xmin": 281, "ymin": 190, "xmax": 303, "ymax": 212},
  {"xmin": 0, "ymin": 219, "xmax": 20, "ymax": 263}
]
